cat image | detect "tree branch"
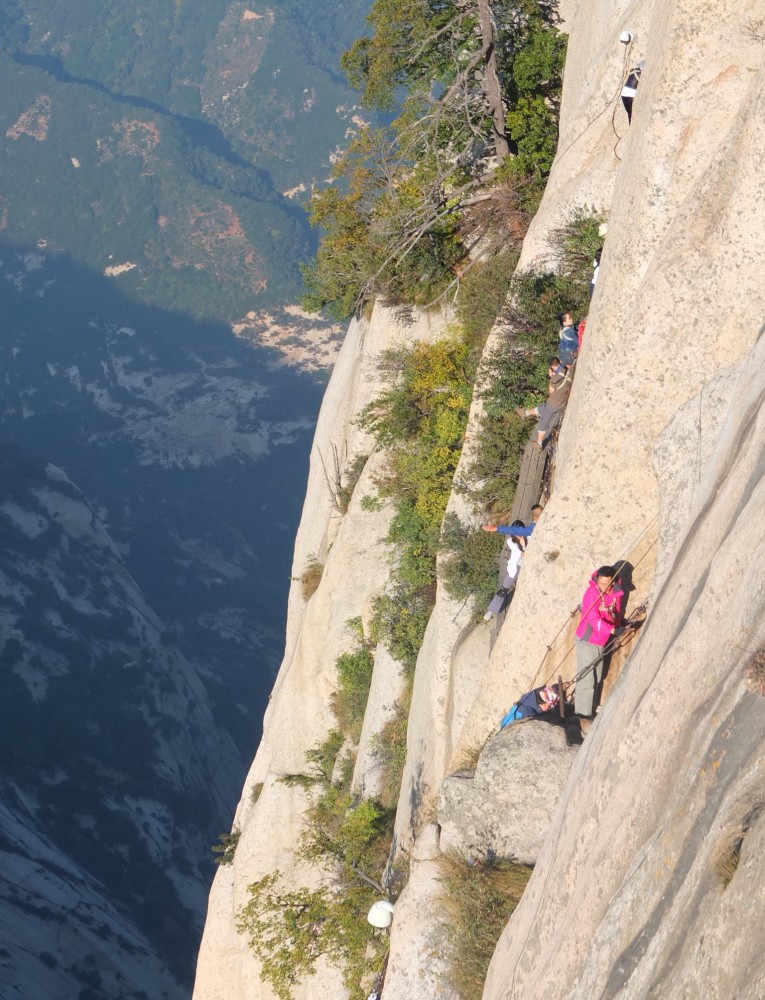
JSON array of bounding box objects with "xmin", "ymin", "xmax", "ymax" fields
[{"xmin": 351, "ymin": 865, "xmax": 385, "ymax": 894}]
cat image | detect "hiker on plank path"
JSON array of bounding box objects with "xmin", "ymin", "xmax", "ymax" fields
[
  {"xmin": 558, "ymin": 311, "xmax": 578, "ymax": 366},
  {"xmin": 482, "ymin": 504, "xmax": 543, "ymax": 539},
  {"xmin": 516, "ymin": 359, "xmax": 572, "ymax": 449},
  {"xmin": 483, "ymin": 520, "xmax": 527, "ymax": 621}
]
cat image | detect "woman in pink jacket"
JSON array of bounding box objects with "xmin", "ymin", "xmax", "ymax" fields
[{"xmin": 574, "ymin": 566, "xmax": 624, "ymax": 717}]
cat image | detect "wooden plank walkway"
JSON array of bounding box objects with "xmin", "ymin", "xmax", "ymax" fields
[{"xmin": 510, "ymin": 438, "xmax": 549, "ymax": 524}]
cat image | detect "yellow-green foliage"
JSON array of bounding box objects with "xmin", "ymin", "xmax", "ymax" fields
[
  {"xmin": 504, "ymin": 11, "xmax": 567, "ymax": 182},
  {"xmin": 361, "ymin": 339, "xmax": 473, "ymax": 447},
  {"xmin": 242, "ymin": 745, "xmax": 393, "ymax": 999},
  {"xmin": 245, "ymin": 649, "xmax": 393, "ymax": 998},
  {"xmin": 238, "ymin": 873, "xmax": 386, "ymax": 1000},
  {"xmin": 302, "ymin": 0, "xmax": 565, "ymax": 319},
  {"xmin": 439, "ymin": 853, "xmax": 533, "ymax": 1000},
  {"xmin": 279, "ymin": 730, "xmax": 345, "ymax": 790},
  {"xmin": 301, "ymin": 788, "xmax": 392, "ymax": 878},
  {"xmin": 440, "ymin": 513, "xmax": 505, "ymax": 608},
  {"xmin": 467, "ymin": 207, "xmax": 607, "ymax": 518},
  {"xmin": 301, "ymin": 126, "xmax": 463, "ymax": 319},
  {"xmin": 361, "ymin": 339, "xmax": 474, "ymax": 666},
  {"xmin": 369, "ymin": 676, "xmax": 413, "ymax": 808},
  {"xmin": 336, "ymin": 453, "xmax": 369, "ymax": 514},
  {"xmin": 331, "ymin": 618, "xmax": 375, "ymax": 742},
  {"xmin": 456, "ymin": 248, "xmax": 520, "ymax": 353},
  {"xmin": 465, "ymin": 408, "xmax": 535, "ymax": 519},
  {"xmin": 547, "ymin": 207, "xmax": 606, "ymax": 289}
]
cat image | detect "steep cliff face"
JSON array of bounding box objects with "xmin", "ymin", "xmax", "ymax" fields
[
  {"xmin": 194, "ymin": 304, "xmax": 452, "ymax": 999},
  {"xmin": 194, "ymin": 0, "xmax": 765, "ymax": 996},
  {"xmin": 480, "ymin": 0, "xmax": 765, "ymax": 995},
  {"xmin": 459, "ymin": 0, "xmax": 765, "ymax": 751}
]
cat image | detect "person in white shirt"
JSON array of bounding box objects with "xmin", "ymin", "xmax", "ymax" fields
[{"xmin": 483, "ymin": 521, "xmax": 527, "ymax": 621}]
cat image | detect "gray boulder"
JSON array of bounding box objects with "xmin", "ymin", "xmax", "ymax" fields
[{"xmin": 437, "ymin": 722, "xmax": 579, "ymax": 865}]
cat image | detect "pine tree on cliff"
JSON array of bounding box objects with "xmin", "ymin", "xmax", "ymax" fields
[
  {"xmin": 302, "ymin": 0, "xmax": 565, "ymax": 319},
  {"xmin": 342, "ymin": 0, "xmax": 513, "ymax": 162}
]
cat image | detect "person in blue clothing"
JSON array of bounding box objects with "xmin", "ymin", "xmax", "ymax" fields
[
  {"xmin": 499, "ymin": 683, "xmax": 560, "ymax": 728},
  {"xmin": 481, "ymin": 503, "xmax": 543, "ymax": 539},
  {"xmin": 558, "ymin": 312, "xmax": 578, "ymax": 366}
]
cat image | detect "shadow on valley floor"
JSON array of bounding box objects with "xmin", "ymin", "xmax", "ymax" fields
[
  {"xmin": 0, "ymin": 240, "xmax": 333, "ymax": 988},
  {"xmin": 0, "ymin": 238, "xmax": 329, "ymax": 752}
]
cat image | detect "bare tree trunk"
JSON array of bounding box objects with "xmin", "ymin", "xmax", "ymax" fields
[{"xmin": 476, "ymin": 0, "xmax": 510, "ymax": 160}]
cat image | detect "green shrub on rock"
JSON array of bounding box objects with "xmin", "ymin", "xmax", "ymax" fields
[
  {"xmin": 238, "ymin": 873, "xmax": 385, "ymax": 1000},
  {"xmin": 439, "ymin": 853, "xmax": 533, "ymax": 1000},
  {"xmin": 332, "ymin": 618, "xmax": 375, "ymax": 742},
  {"xmin": 440, "ymin": 514, "xmax": 505, "ymax": 607}
]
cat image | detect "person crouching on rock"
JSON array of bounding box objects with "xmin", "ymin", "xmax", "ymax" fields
[
  {"xmin": 574, "ymin": 566, "xmax": 624, "ymax": 718},
  {"xmin": 499, "ymin": 684, "xmax": 561, "ymax": 728}
]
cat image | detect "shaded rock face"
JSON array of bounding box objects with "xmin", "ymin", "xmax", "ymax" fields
[
  {"xmin": 0, "ymin": 784, "xmax": 184, "ymax": 1000},
  {"xmin": 438, "ymin": 723, "xmax": 579, "ymax": 866},
  {"xmin": 0, "ymin": 247, "xmax": 325, "ymax": 759}
]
